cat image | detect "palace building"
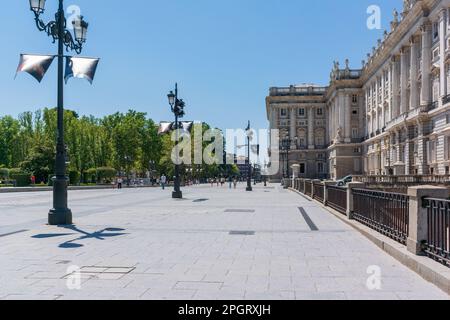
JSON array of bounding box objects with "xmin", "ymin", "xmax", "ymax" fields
[{"xmin": 266, "ymin": 0, "xmax": 450, "ymax": 180}]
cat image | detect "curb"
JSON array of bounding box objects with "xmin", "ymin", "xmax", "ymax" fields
[{"xmin": 289, "ymin": 187, "xmax": 450, "ymax": 296}]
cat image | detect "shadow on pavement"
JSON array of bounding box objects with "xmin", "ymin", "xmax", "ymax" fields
[{"xmin": 32, "ymin": 226, "xmax": 127, "ymax": 249}]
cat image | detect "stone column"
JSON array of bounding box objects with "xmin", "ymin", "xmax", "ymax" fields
[
  {"xmin": 407, "ymin": 186, "xmax": 449, "ymax": 255},
  {"xmin": 388, "ymin": 66, "xmax": 393, "ymax": 122},
  {"xmin": 392, "ymin": 55, "xmax": 400, "ymax": 117},
  {"xmin": 338, "ymin": 93, "xmax": 345, "ymax": 137},
  {"xmin": 410, "ymin": 36, "xmax": 419, "ymax": 109},
  {"xmin": 400, "ymin": 47, "xmax": 408, "ymax": 114},
  {"xmin": 374, "ymin": 81, "xmax": 379, "ymax": 132},
  {"xmin": 269, "ymin": 107, "xmax": 275, "ymax": 130},
  {"xmin": 325, "ymin": 105, "xmax": 330, "ymax": 144},
  {"xmin": 330, "ymin": 98, "xmax": 336, "ymax": 142},
  {"xmin": 290, "ymin": 107, "xmax": 297, "ymax": 149},
  {"xmin": 381, "ymin": 72, "xmax": 386, "ymax": 128},
  {"xmin": 404, "ymin": 125, "xmax": 413, "ymax": 175},
  {"xmin": 421, "ymin": 23, "xmax": 432, "ymax": 105},
  {"xmin": 416, "ymin": 120, "xmax": 429, "ymax": 175},
  {"xmin": 308, "ymin": 106, "xmax": 315, "ymax": 149},
  {"xmin": 346, "ymin": 182, "xmax": 365, "ymax": 219},
  {"xmin": 345, "ymin": 94, "xmax": 351, "ymax": 142},
  {"xmin": 439, "ymin": 9, "xmax": 447, "ymax": 99}
]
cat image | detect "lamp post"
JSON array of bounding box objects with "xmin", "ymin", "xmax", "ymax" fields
[
  {"xmin": 167, "ymin": 83, "xmax": 185, "ymax": 199},
  {"xmin": 281, "ymin": 137, "xmax": 291, "ymax": 178},
  {"xmin": 29, "ymin": 0, "xmax": 89, "ymax": 225},
  {"xmin": 245, "ymin": 121, "xmax": 253, "ymax": 192}
]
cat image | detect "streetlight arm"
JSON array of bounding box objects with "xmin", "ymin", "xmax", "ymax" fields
[{"xmin": 32, "ymin": 8, "xmax": 84, "ymax": 54}]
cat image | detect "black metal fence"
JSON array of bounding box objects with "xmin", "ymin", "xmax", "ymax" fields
[
  {"xmin": 305, "ymin": 181, "xmax": 312, "ymax": 196},
  {"xmin": 352, "ymin": 189, "xmax": 409, "ymax": 245},
  {"xmin": 313, "ymin": 182, "xmax": 324, "ymax": 202},
  {"xmin": 327, "ymin": 186, "xmax": 347, "ymax": 214},
  {"xmin": 423, "ymin": 198, "xmax": 450, "ymax": 267}
]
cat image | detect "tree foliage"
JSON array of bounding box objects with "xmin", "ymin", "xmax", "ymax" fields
[{"xmin": 0, "ymin": 108, "xmax": 226, "ymax": 185}]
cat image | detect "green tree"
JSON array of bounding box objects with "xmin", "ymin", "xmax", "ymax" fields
[{"xmin": 19, "ymin": 144, "xmax": 55, "ymax": 184}]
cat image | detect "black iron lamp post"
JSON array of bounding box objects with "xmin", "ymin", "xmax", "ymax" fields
[
  {"xmin": 167, "ymin": 83, "xmax": 185, "ymax": 199},
  {"xmin": 29, "ymin": 0, "xmax": 89, "ymax": 225},
  {"xmin": 245, "ymin": 121, "xmax": 253, "ymax": 192},
  {"xmin": 281, "ymin": 137, "xmax": 291, "ymax": 178}
]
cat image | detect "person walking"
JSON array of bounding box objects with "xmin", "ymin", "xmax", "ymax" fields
[
  {"xmin": 117, "ymin": 177, "xmax": 123, "ymax": 189},
  {"xmin": 233, "ymin": 178, "xmax": 238, "ymax": 189},
  {"xmin": 160, "ymin": 174, "xmax": 167, "ymax": 190}
]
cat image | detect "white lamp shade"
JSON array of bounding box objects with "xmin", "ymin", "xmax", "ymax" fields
[
  {"xmin": 29, "ymin": 0, "xmax": 46, "ymax": 14},
  {"xmin": 72, "ymin": 16, "xmax": 88, "ymax": 43}
]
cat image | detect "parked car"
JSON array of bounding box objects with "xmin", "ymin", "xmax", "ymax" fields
[{"xmin": 336, "ymin": 175, "xmax": 353, "ymax": 187}]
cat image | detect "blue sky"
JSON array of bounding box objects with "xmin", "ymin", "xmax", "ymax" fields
[{"xmin": 0, "ymin": 0, "xmax": 402, "ymax": 131}]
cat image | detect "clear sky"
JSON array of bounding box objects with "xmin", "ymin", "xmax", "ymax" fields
[{"xmin": 0, "ymin": 0, "xmax": 402, "ymax": 132}]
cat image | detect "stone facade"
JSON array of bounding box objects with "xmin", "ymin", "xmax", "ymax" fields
[
  {"xmin": 266, "ymin": 85, "xmax": 330, "ymax": 180},
  {"xmin": 266, "ymin": 0, "xmax": 450, "ymax": 180}
]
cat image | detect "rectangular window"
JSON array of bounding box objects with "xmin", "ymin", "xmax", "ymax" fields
[
  {"xmin": 300, "ymin": 163, "xmax": 306, "ymax": 174},
  {"xmin": 433, "ymin": 22, "xmax": 439, "ymax": 40},
  {"xmin": 299, "ymin": 108, "xmax": 305, "ymax": 116},
  {"xmin": 352, "ymin": 128, "xmax": 359, "ymax": 138},
  {"xmin": 280, "ymin": 109, "xmax": 287, "ymax": 117},
  {"xmin": 428, "ymin": 140, "xmax": 436, "ymax": 164},
  {"xmin": 317, "ymin": 162, "xmax": 324, "ymax": 174},
  {"xmin": 317, "ymin": 108, "xmax": 323, "ymax": 116}
]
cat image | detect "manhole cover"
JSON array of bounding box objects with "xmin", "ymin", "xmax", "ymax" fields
[
  {"xmin": 229, "ymin": 231, "xmax": 255, "ymax": 236},
  {"xmin": 224, "ymin": 209, "xmax": 255, "ymax": 213}
]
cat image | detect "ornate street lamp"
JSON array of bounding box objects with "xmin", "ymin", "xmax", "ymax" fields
[
  {"xmin": 28, "ymin": 0, "xmax": 89, "ymax": 225},
  {"xmin": 167, "ymin": 83, "xmax": 185, "ymax": 199},
  {"xmin": 245, "ymin": 121, "xmax": 253, "ymax": 192},
  {"xmin": 281, "ymin": 137, "xmax": 291, "ymax": 178}
]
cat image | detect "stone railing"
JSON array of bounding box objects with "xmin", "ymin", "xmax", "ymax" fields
[
  {"xmin": 353, "ymin": 175, "xmax": 450, "ymax": 186},
  {"xmin": 269, "ymin": 86, "xmax": 327, "ymax": 97}
]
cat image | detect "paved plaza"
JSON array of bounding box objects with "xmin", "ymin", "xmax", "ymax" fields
[{"xmin": 0, "ymin": 184, "xmax": 448, "ymax": 300}]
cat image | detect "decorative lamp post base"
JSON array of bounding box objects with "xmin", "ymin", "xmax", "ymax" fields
[
  {"xmin": 172, "ymin": 190, "xmax": 183, "ymax": 199},
  {"xmin": 48, "ymin": 208, "xmax": 72, "ymax": 225},
  {"xmin": 48, "ymin": 176, "xmax": 72, "ymax": 225},
  {"xmin": 246, "ymin": 186, "xmax": 253, "ymax": 192}
]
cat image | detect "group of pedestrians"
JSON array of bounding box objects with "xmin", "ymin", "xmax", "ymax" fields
[
  {"xmin": 209, "ymin": 177, "xmax": 238, "ymax": 189},
  {"xmin": 114, "ymin": 174, "xmax": 241, "ymax": 191}
]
